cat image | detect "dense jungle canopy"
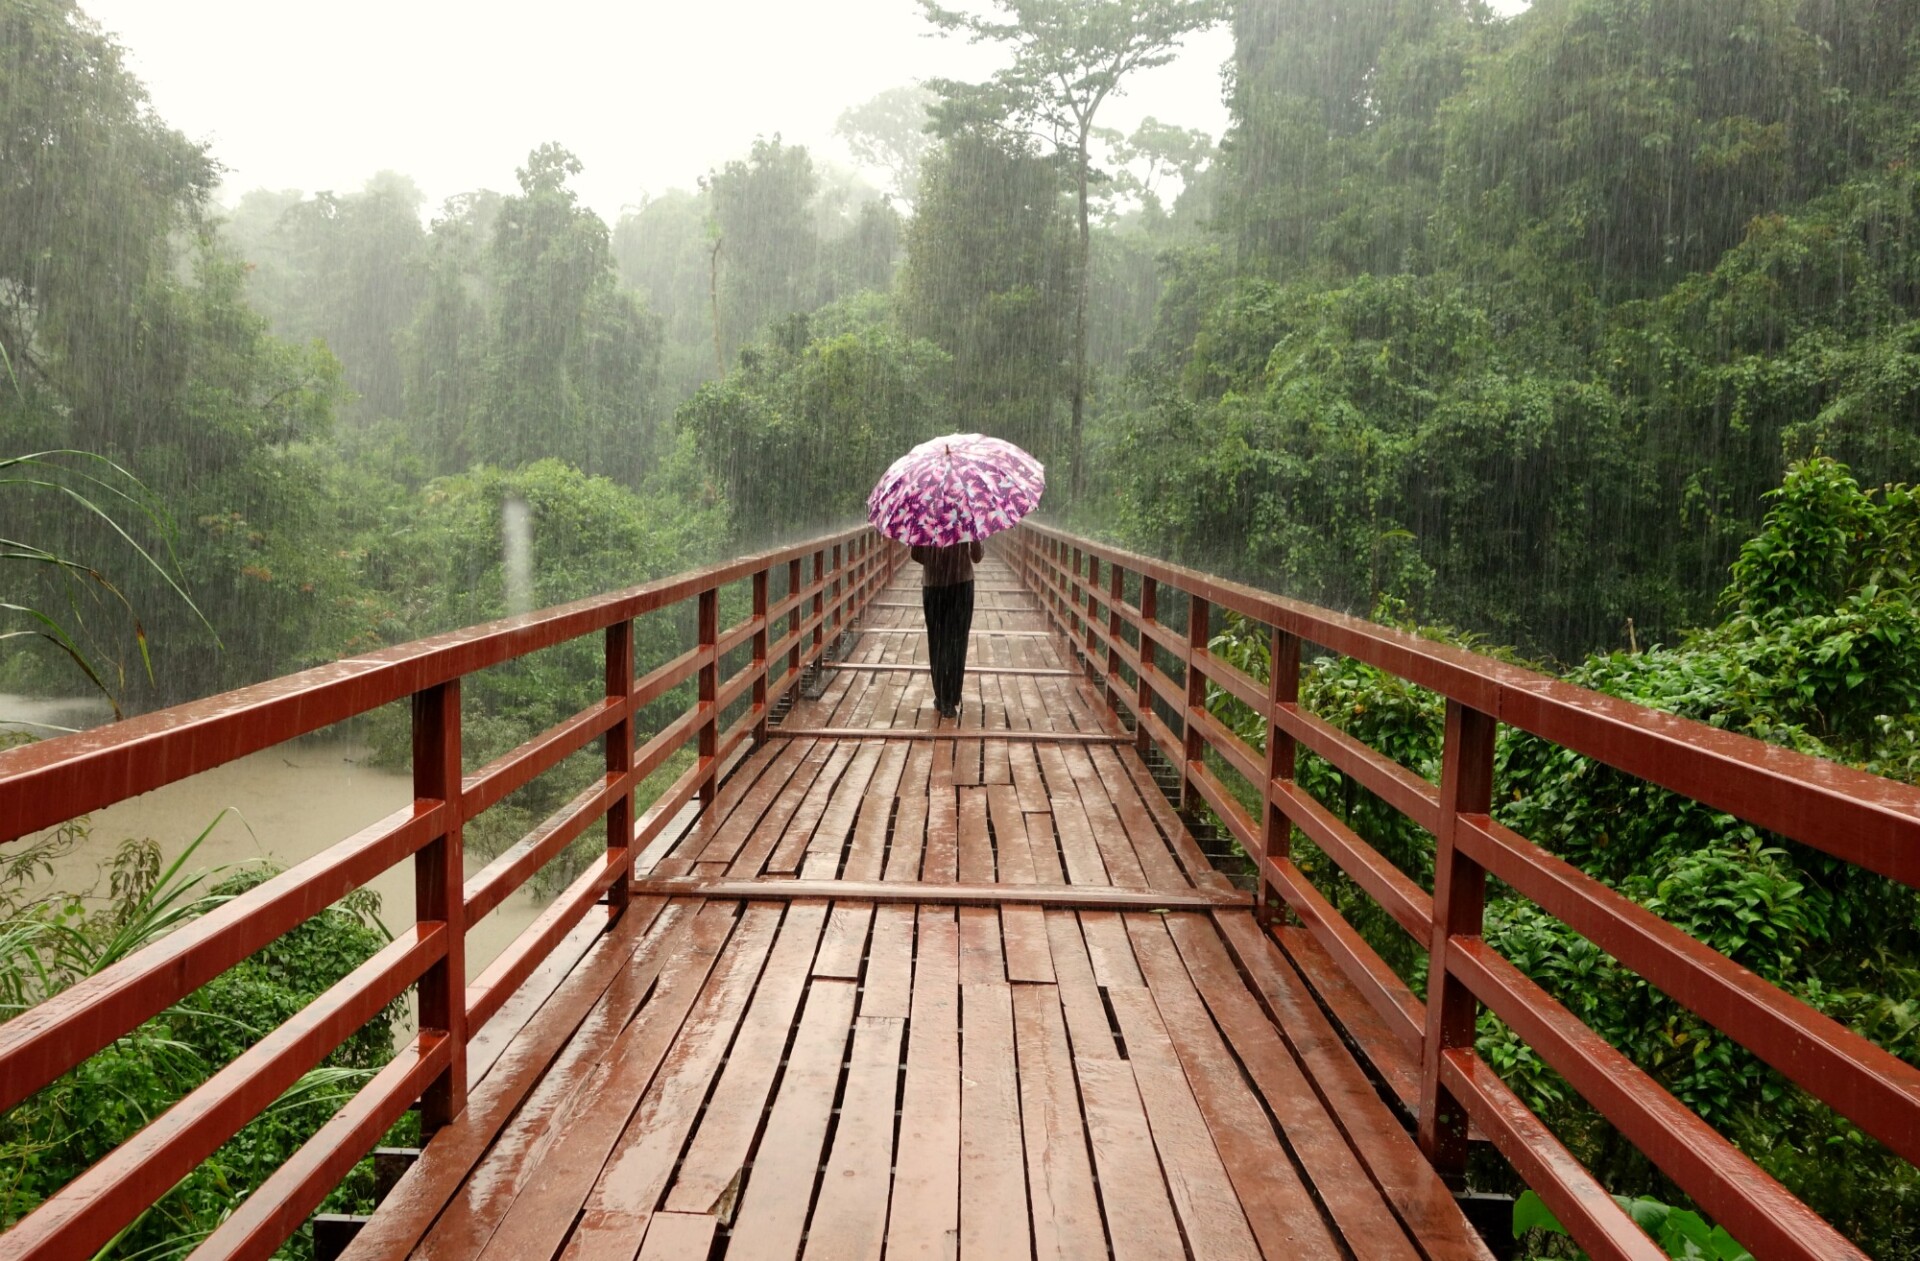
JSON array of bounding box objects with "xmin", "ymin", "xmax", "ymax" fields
[{"xmin": 4, "ymin": 0, "xmax": 1920, "ymax": 1255}]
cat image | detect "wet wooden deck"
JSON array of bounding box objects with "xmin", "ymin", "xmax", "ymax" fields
[{"xmin": 343, "ymin": 557, "xmax": 1494, "ymax": 1261}]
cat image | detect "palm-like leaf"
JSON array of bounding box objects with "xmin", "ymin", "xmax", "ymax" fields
[
  {"xmin": 1, "ymin": 450, "xmax": 217, "ymax": 718},
  {"xmin": 86, "ymin": 812, "xmax": 252, "ymax": 973}
]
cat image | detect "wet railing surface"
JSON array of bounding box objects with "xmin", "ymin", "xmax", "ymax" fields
[
  {"xmin": 0, "ymin": 526, "xmax": 893, "ymax": 1261},
  {"xmin": 1015, "ymin": 522, "xmax": 1920, "ymax": 1261},
  {"xmin": 0, "ymin": 522, "xmax": 1912, "ymax": 1259}
]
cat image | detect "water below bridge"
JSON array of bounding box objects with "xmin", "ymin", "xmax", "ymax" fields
[{"xmin": 2, "ymin": 696, "xmax": 544, "ymax": 988}]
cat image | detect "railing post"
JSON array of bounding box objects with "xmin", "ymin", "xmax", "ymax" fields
[
  {"xmin": 1104, "ymin": 562, "xmax": 1123, "ymax": 716},
  {"xmin": 1069, "ymin": 546, "xmax": 1085, "ymax": 656},
  {"xmin": 411, "ymin": 680, "xmax": 466, "ymax": 1133},
  {"xmin": 859, "ymin": 534, "xmax": 873, "ymax": 613},
  {"xmin": 1420, "ymin": 700, "xmax": 1497, "ymax": 1187},
  {"xmin": 752, "ymin": 568, "xmax": 770, "ymax": 743},
  {"xmin": 1260, "ymin": 628, "xmax": 1302, "ymax": 926},
  {"xmin": 1053, "ymin": 539, "xmax": 1065, "ymax": 621},
  {"xmin": 846, "ymin": 536, "xmax": 859, "ymax": 626},
  {"xmin": 605, "ymin": 621, "xmax": 634, "ymax": 917},
  {"xmin": 1181, "ymin": 594, "xmax": 1210, "ymax": 810},
  {"xmin": 1060, "ymin": 542, "xmax": 1072, "ymax": 628},
  {"xmin": 697, "ymin": 587, "xmax": 719, "ymax": 812},
  {"xmin": 812, "ymin": 548, "xmax": 826, "ymax": 667},
  {"xmin": 830, "ymin": 542, "xmax": 844, "ymax": 652},
  {"xmin": 1083, "ymin": 555, "xmax": 1102, "ymax": 674},
  {"xmin": 1137, "ymin": 576, "xmax": 1158, "ymax": 757},
  {"xmin": 787, "ymin": 557, "xmax": 802, "ymax": 696}
]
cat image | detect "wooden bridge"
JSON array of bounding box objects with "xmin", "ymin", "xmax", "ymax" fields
[{"xmin": 1, "ymin": 524, "xmax": 1915, "ymax": 1260}]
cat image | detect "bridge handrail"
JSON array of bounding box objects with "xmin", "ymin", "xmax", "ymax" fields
[
  {"xmin": 0, "ymin": 523, "xmax": 897, "ymax": 1261},
  {"xmin": 1014, "ymin": 521, "xmax": 1915, "ymax": 1261}
]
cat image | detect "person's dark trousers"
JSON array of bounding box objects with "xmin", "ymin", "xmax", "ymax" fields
[{"xmin": 922, "ymin": 580, "xmax": 975, "ymax": 713}]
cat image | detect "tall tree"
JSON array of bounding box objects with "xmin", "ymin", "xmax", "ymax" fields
[
  {"xmin": 1218, "ymin": 0, "xmax": 1477, "ymax": 277},
  {"xmin": 1441, "ymin": 0, "xmax": 1831, "ymax": 293},
  {"xmin": 0, "ymin": 0, "xmax": 213, "ymax": 452},
  {"xmin": 899, "ymin": 131, "xmax": 1074, "ymax": 466},
  {"xmin": 391, "ymin": 148, "xmax": 663, "ymax": 483},
  {"xmin": 485, "ymin": 146, "xmax": 662, "ymax": 481},
  {"xmin": 223, "ymin": 172, "xmax": 429, "ymax": 423},
  {"xmin": 919, "ymin": 0, "xmax": 1226, "ymax": 496},
  {"xmin": 401, "ymin": 189, "xmax": 502, "ymax": 475},
  {"xmin": 835, "ymin": 85, "xmax": 938, "ymax": 209},
  {"xmin": 682, "ymin": 299, "xmax": 952, "ymax": 540},
  {"xmin": 1107, "ymin": 116, "xmax": 1214, "ymax": 218},
  {"xmin": 1, "ymin": 0, "xmax": 359, "ymax": 703},
  {"xmin": 703, "ymin": 137, "xmax": 821, "ymax": 361},
  {"xmin": 614, "ymin": 189, "xmax": 724, "ymax": 402}
]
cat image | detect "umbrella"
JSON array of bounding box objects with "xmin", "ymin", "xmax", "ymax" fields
[{"xmin": 867, "ymin": 433, "xmax": 1045, "ymax": 546}]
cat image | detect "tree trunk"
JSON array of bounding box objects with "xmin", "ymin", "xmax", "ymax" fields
[{"xmin": 1071, "ymin": 138, "xmax": 1092, "ymax": 501}]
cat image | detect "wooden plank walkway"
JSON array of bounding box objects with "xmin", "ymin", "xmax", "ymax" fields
[{"xmin": 343, "ymin": 556, "xmax": 1494, "ymax": 1261}]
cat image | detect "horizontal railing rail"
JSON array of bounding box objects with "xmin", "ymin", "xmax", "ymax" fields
[
  {"xmin": 0, "ymin": 523, "xmax": 899, "ymax": 1261},
  {"xmin": 1012, "ymin": 521, "xmax": 1920, "ymax": 1261}
]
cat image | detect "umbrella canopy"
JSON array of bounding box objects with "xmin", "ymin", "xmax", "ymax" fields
[{"xmin": 867, "ymin": 433, "xmax": 1045, "ymax": 546}]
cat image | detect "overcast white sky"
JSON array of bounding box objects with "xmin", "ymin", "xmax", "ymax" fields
[{"xmin": 81, "ymin": 0, "xmax": 1241, "ymax": 222}]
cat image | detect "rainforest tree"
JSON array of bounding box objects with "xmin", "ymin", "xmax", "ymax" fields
[{"xmin": 919, "ymin": 0, "xmax": 1227, "ymax": 497}]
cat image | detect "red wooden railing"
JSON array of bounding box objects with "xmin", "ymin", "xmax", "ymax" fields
[
  {"xmin": 0, "ymin": 525, "xmax": 898, "ymax": 1261},
  {"xmin": 6, "ymin": 518, "xmax": 1918, "ymax": 1260},
  {"xmin": 1012, "ymin": 522, "xmax": 1920, "ymax": 1261}
]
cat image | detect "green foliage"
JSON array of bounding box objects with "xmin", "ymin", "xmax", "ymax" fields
[
  {"xmin": 223, "ymin": 173, "xmax": 429, "ymax": 426},
  {"xmin": 394, "ymin": 146, "xmax": 667, "ymax": 484},
  {"xmin": 1221, "ymin": 0, "xmax": 1480, "ymax": 277},
  {"xmin": 685, "ymin": 297, "xmax": 952, "ymax": 540},
  {"xmin": 0, "ymin": 451, "xmax": 211, "ymax": 716},
  {"xmin": 1099, "ymin": 0, "xmax": 1920, "ymax": 668},
  {"xmin": 920, "ymin": 0, "xmax": 1227, "ymax": 164},
  {"xmin": 705, "ymin": 136, "xmax": 825, "ymax": 364},
  {"xmin": 0, "ymin": 0, "xmax": 360, "ymax": 703},
  {"xmin": 919, "ymin": 0, "xmax": 1228, "ymax": 495},
  {"xmin": 1203, "ymin": 459, "xmax": 1920, "ymax": 1253},
  {"xmin": 1106, "ymin": 271, "xmax": 1647, "ymax": 645},
  {"xmin": 1442, "ymin": 0, "xmax": 1831, "ymax": 288},
  {"xmin": 0, "ymin": 0, "xmax": 215, "ymax": 412},
  {"xmin": 0, "ymin": 820, "xmax": 401, "ymax": 1258},
  {"xmin": 612, "ymin": 189, "xmax": 721, "ymax": 405},
  {"xmin": 357, "ymin": 457, "xmax": 724, "ymax": 877},
  {"xmin": 1512, "ymin": 1189, "xmax": 1755, "ymax": 1260},
  {"xmin": 898, "ymin": 130, "xmax": 1075, "ymax": 467}
]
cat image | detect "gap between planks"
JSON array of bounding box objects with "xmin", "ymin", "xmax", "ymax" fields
[
  {"xmin": 629, "ymin": 878, "xmax": 1251, "ymax": 911},
  {"xmin": 821, "ymin": 664, "xmax": 1077, "ymax": 677},
  {"xmin": 765, "ymin": 728, "xmax": 1126, "ymax": 744}
]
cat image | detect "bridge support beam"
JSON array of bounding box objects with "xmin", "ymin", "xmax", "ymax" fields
[
  {"xmin": 411, "ymin": 680, "xmax": 466, "ymax": 1133},
  {"xmin": 1419, "ymin": 700, "xmax": 1496, "ymax": 1187},
  {"xmin": 605, "ymin": 620, "xmax": 634, "ymax": 920},
  {"xmin": 1181, "ymin": 594, "xmax": 1211, "ymax": 812},
  {"xmin": 1259, "ymin": 627, "xmax": 1302, "ymax": 927}
]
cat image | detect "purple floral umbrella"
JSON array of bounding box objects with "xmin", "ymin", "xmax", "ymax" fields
[{"xmin": 867, "ymin": 433, "xmax": 1046, "ymax": 546}]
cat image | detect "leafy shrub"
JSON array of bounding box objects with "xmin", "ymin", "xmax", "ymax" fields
[
  {"xmin": 0, "ymin": 821, "xmax": 405, "ymax": 1259},
  {"xmin": 1202, "ymin": 458, "xmax": 1920, "ymax": 1254}
]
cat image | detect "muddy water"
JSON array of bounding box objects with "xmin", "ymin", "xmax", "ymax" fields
[{"xmin": 5, "ymin": 705, "xmax": 546, "ymax": 985}]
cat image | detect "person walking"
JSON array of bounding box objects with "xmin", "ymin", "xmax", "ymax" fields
[
  {"xmin": 913, "ymin": 540, "xmax": 984, "ymax": 720},
  {"xmin": 868, "ymin": 432, "xmax": 1046, "ymax": 722}
]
